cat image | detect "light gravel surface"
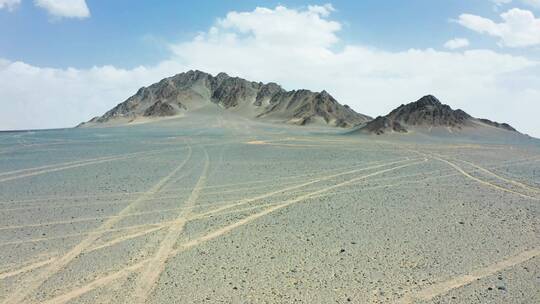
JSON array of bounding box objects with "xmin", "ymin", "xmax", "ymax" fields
[{"xmin": 0, "ymin": 112, "xmax": 539, "ymax": 303}]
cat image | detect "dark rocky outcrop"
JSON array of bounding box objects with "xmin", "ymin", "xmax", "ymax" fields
[
  {"xmin": 477, "ymin": 118, "xmax": 517, "ymax": 132},
  {"xmin": 360, "ymin": 95, "xmax": 518, "ymax": 135},
  {"xmin": 362, "ymin": 116, "xmax": 407, "ymax": 135},
  {"xmin": 143, "ymin": 101, "xmax": 179, "ymax": 117}
]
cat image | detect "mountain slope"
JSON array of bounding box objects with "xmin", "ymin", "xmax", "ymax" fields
[
  {"xmin": 81, "ymin": 70, "xmax": 371, "ymax": 128},
  {"xmin": 359, "ymin": 95, "xmax": 519, "ymax": 135}
]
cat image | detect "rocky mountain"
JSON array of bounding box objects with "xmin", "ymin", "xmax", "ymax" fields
[
  {"xmin": 384, "ymin": 95, "xmax": 471, "ymax": 127},
  {"xmin": 359, "ymin": 95, "xmax": 518, "ymax": 135},
  {"xmin": 82, "ymin": 70, "xmax": 371, "ymax": 128}
]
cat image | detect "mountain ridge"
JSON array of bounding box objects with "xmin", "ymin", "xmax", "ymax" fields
[
  {"xmin": 80, "ymin": 71, "xmax": 521, "ymax": 137},
  {"xmin": 81, "ymin": 70, "xmax": 372, "ymax": 128}
]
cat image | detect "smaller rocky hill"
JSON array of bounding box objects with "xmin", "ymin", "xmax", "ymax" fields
[
  {"xmin": 359, "ymin": 95, "xmax": 518, "ymax": 135},
  {"xmin": 361, "ymin": 116, "xmax": 407, "ymax": 135}
]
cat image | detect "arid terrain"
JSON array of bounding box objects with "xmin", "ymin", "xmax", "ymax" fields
[{"xmin": 0, "ymin": 109, "xmax": 539, "ymax": 304}]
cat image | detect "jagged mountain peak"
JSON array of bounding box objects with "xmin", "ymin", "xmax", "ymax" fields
[
  {"xmin": 386, "ymin": 95, "xmax": 471, "ymax": 127},
  {"xmin": 415, "ymin": 94, "xmax": 442, "ymax": 105},
  {"xmin": 215, "ymin": 71, "xmax": 229, "ymax": 78},
  {"xmin": 319, "ymin": 90, "xmax": 331, "ymax": 97}
]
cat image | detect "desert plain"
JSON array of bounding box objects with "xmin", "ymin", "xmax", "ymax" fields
[{"xmin": 0, "ymin": 109, "xmax": 539, "ymax": 304}]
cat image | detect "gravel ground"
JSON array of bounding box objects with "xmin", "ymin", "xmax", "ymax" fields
[{"xmin": 0, "ymin": 112, "xmax": 538, "ymax": 303}]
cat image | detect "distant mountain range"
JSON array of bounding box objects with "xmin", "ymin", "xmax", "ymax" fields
[{"xmin": 80, "ymin": 70, "xmax": 519, "ymax": 135}]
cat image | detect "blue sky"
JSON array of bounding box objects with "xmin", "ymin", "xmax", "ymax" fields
[
  {"xmin": 0, "ymin": 0, "xmax": 539, "ymax": 136},
  {"xmin": 2, "ymin": 0, "xmax": 533, "ymax": 68}
]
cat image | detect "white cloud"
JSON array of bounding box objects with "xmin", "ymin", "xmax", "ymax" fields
[
  {"xmin": 521, "ymin": 0, "xmax": 540, "ymax": 8},
  {"xmin": 0, "ymin": 0, "xmax": 20, "ymax": 11},
  {"xmin": 307, "ymin": 3, "xmax": 335, "ymax": 16},
  {"xmin": 491, "ymin": 0, "xmax": 512, "ymax": 6},
  {"xmin": 490, "ymin": 0, "xmax": 540, "ymax": 9},
  {"xmin": 34, "ymin": 0, "xmax": 90, "ymax": 18},
  {"xmin": 458, "ymin": 8, "xmax": 540, "ymax": 47},
  {"xmin": 444, "ymin": 38, "xmax": 470, "ymax": 49},
  {"xmin": 215, "ymin": 5, "xmax": 341, "ymax": 48},
  {"xmin": 1, "ymin": 5, "xmax": 539, "ymax": 137}
]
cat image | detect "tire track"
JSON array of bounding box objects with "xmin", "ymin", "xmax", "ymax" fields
[
  {"xmin": 6, "ymin": 153, "xmax": 531, "ymax": 274},
  {"xmin": 457, "ymin": 159, "xmax": 540, "ymax": 193},
  {"xmin": 307, "ymin": 172, "xmax": 460, "ymax": 201},
  {"xmin": 0, "ymin": 257, "xmax": 56, "ymax": 280},
  {"xmin": 0, "ymin": 154, "xmax": 123, "ymax": 177},
  {"xmin": 38, "ymin": 159, "xmax": 425, "ymax": 304},
  {"xmin": 191, "ymin": 157, "xmax": 410, "ymax": 191},
  {"xmin": 172, "ymin": 159, "xmax": 427, "ymax": 255},
  {"xmin": 86, "ymin": 226, "xmax": 165, "ymax": 254},
  {"xmin": 407, "ymin": 149, "xmax": 540, "ymax": 201},
  {"xmin": 0, "ymin": 251, "xmax": 56, "ymax": 273},
  {"xmin": 0, "ymin": 224, "xmax": 164, "ymax": 280},
  {"xmin": 0, "ymin": 157, "xmax": 407, "ymax": 206},
  {"xmin": 0, "ymin": 147, "xmax": 179, "ymax": 177},
  {"xmin": 83, "ymin": 159, "xmax": 421, "ymax": 249},
  {"xmin": 397, "ymin": 248, "xmax": 540, "ymax": 303},
  {"xmin": 1, "ymin": 145, "xmax": 193, "ymax": 304},
  {"xmin": 0, "ymin": 160, "xmax": 432, "ymax": 260},
  {"xmin": 0, "ymin": 202, "xmax": 200, "ymax": 232},
  {"xmin": 0, "ymin": 141, "xmax": 70, "ymax": 155},
  {"xmin": 40, "ymin": 261, "xmax": 148, "ymax": 304},
  {"xmin": 191, "ymin": 202, "xmax": 279, "ymax": 221},
  {"xmin": 195, "ymin": 158, "xmax": 419, "ymax": 219},
  {"xmin": 132, "ymin": 148, "xmax": 210, "ymax": 304},
  {"xmin": 4, "ymin": 152, "xmax": 536, "ymax": 212},
  {"xmin": 0, "ymin": 148, "xmax": 178, "ymax": 183},
  {"xmin": 0, "ymin": 159, "xmax": 411, "ymax": 232},
  {"xmin": 0, "ymin": 222, "xmax": 164, "ymax": 247},
  {"xmin": 0, "ymin": 159, "xmax": 400, "ymax": 229},
  {"xmin": 191, "ymin": 171, "xmax": 457, "ymax": 221},
  {"xmin": 432, "ymin": 156, "xmax": 539, "ymax": 201}
]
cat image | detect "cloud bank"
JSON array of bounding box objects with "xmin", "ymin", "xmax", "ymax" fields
[{"xmin": 1, "ymin": 5, "xmax": 539, "ymax": 137}]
